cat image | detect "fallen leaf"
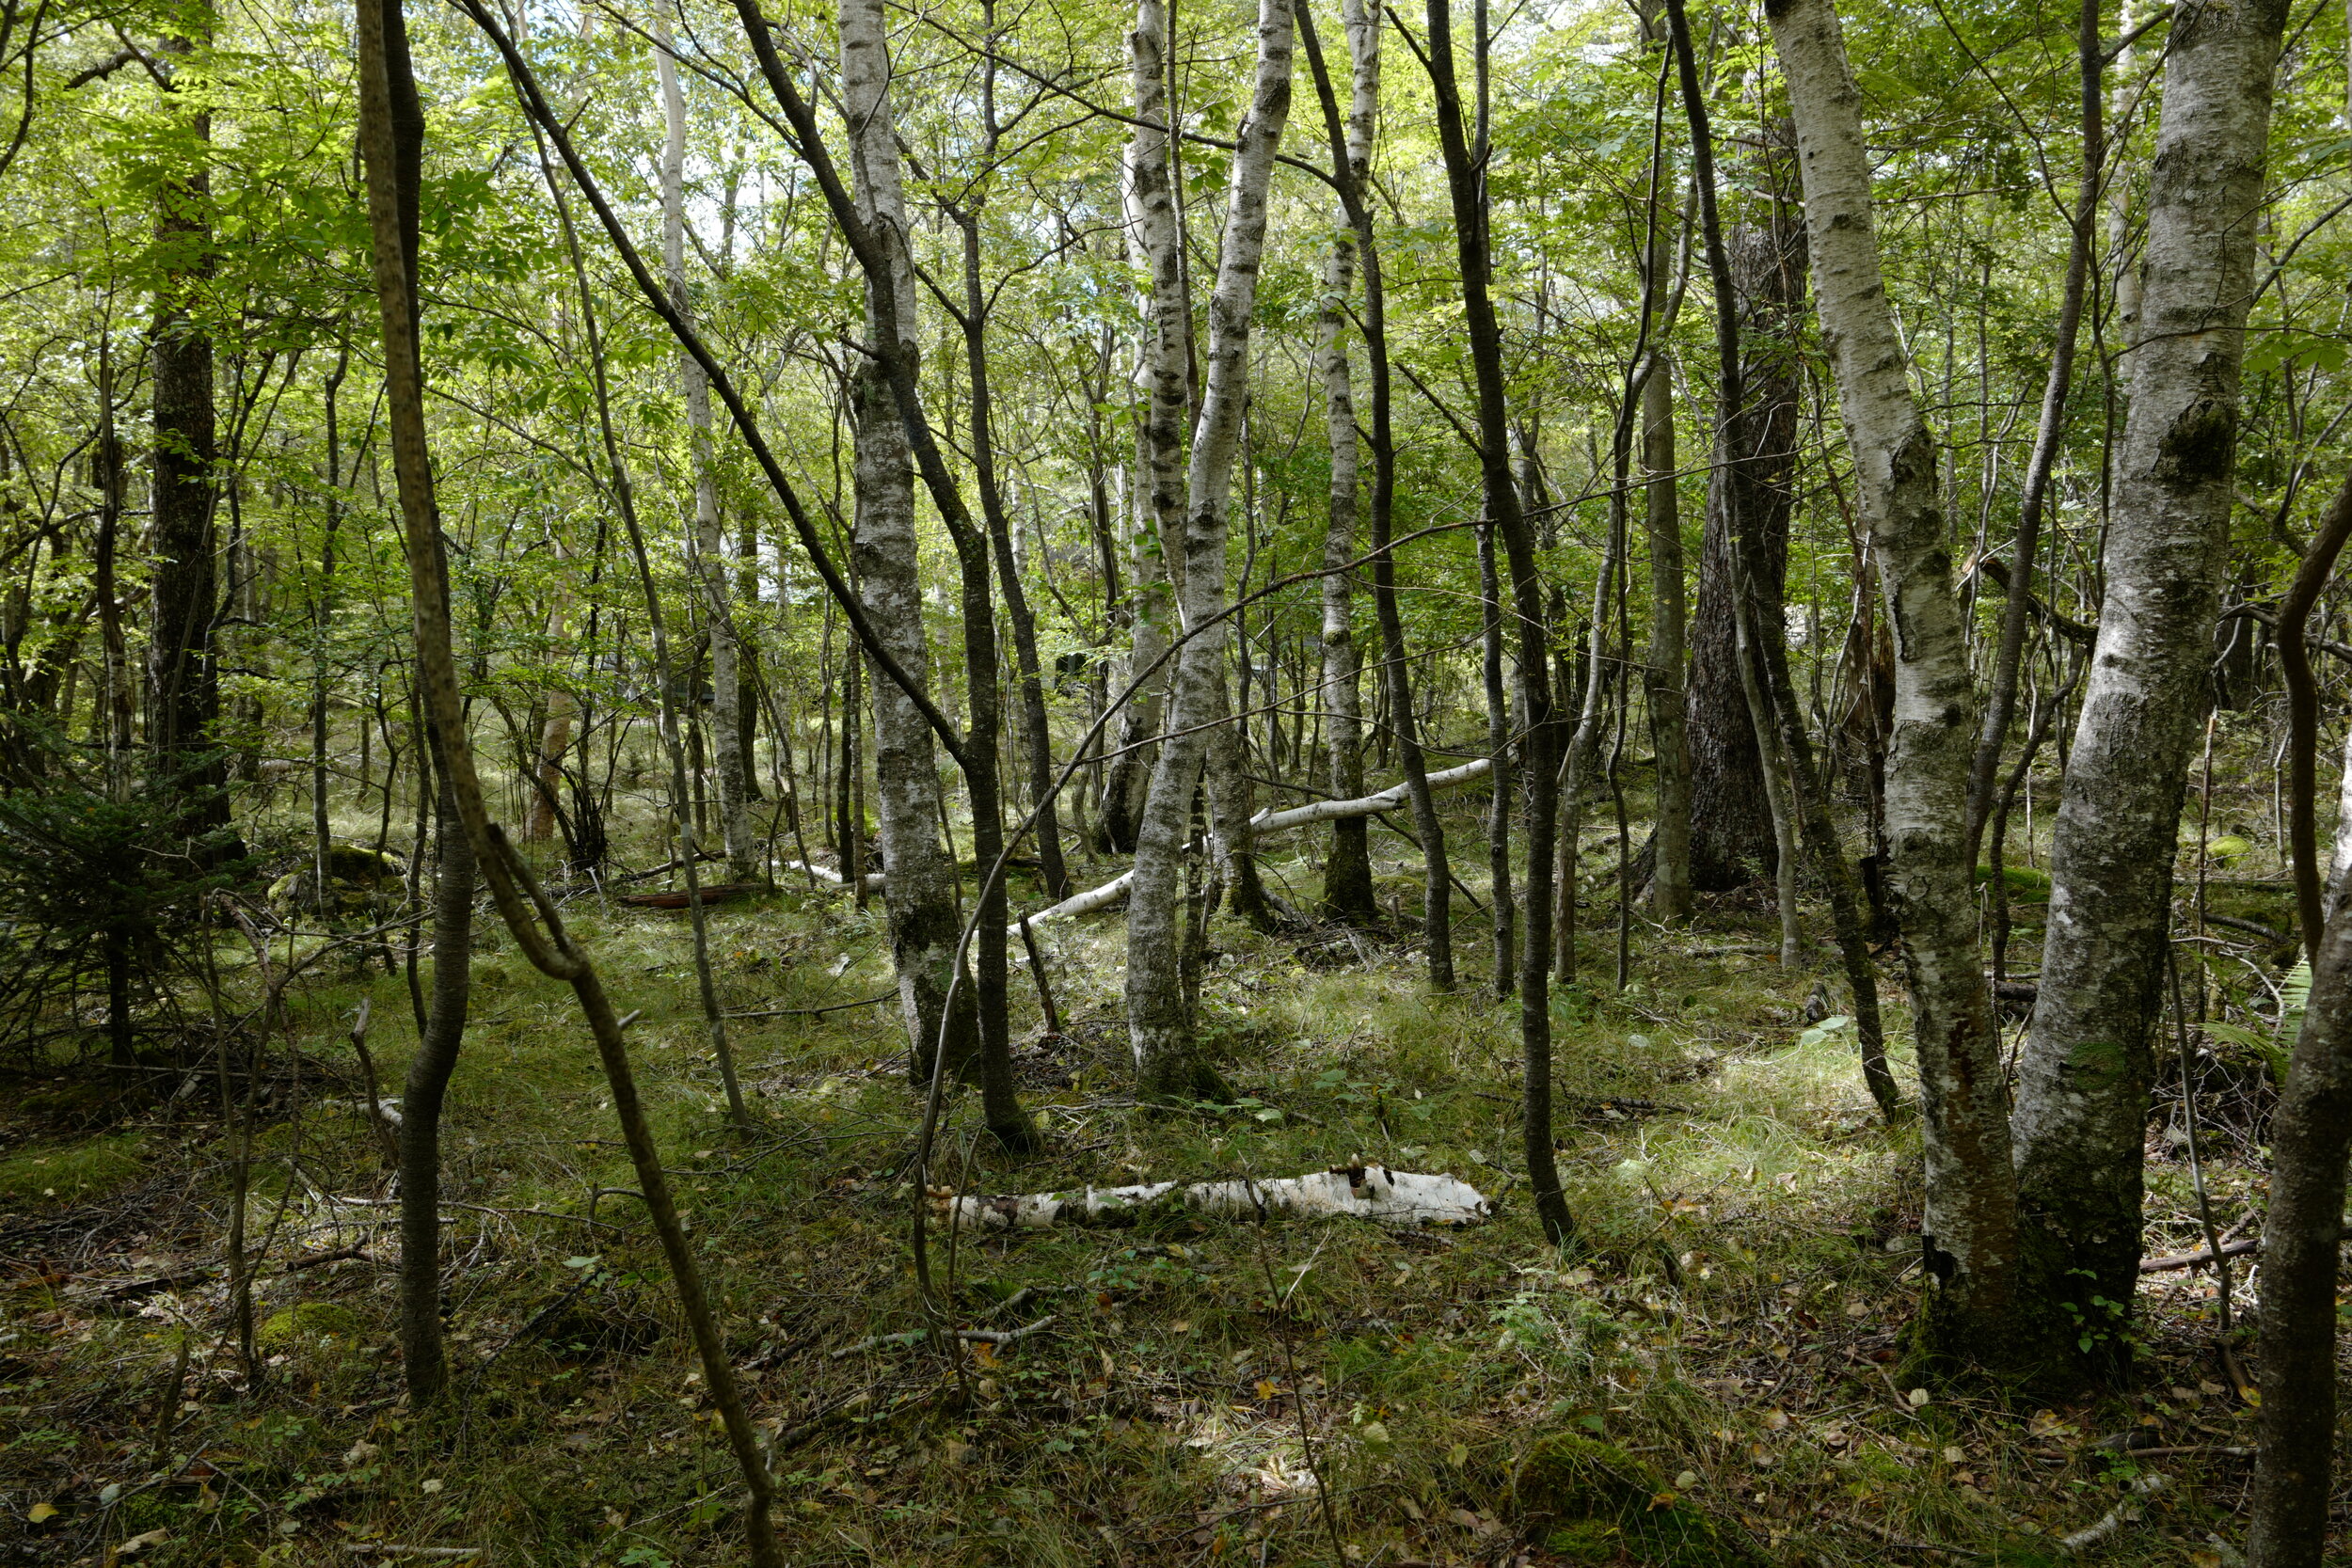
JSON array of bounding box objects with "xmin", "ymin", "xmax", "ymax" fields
[
  {"xmin": 420, "ymin": 1479, "xmax": 444, "ymax": 1495},
  {"xmin": 1907, "ymin": 1387, "xmax": 1931, "ymax": 1408},
  {"xmin": 118, "ymin": 1528, "xmax": 168, "ymax": 1556},
  {"xmin": 1943, "ymin": 1446, "xmax": 1965, "ymax": 1465},
  {"xmin": 26, "ymin": 1503, "xmax": 56, "ymax": 1524},
  {"xmin": 1675, "ymin": 1471, "xmax": 1699, "ymax": 1490}
]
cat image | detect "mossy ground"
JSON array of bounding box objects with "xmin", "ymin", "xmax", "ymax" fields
[{"xmin": 0, "ymin": 751, "xmax": 2311, "ymax": 1567}]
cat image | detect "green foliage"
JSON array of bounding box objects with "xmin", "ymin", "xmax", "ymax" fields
[{"xmin": 0, "ymin": 755, "xmax": 244, "ymax": 952}]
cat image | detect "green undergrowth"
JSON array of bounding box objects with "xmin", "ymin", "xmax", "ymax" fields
[{"xmin": 0, "ymin": 815, "xmax": 2280, "ymax": 1566}]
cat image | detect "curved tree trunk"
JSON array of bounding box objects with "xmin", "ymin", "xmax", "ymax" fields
[
  {"xmin": 2248, "ymin": 875, "xmax": 2352, "ymax": 1567},
  {"xmin": 1422, "ymin": 0, "xmax": 1565, "ymax": 1241},
  {"xmin": 399, "ymin": 759, "xmax": 472, "ymax": 1405},
  {"xmin": 2010, "ymin": 0, "xmax": 2286, "ymax": 1376},
  {"xmin": 1762, "ymin": 0, "xmax": 2020, "ymax": 1364}
]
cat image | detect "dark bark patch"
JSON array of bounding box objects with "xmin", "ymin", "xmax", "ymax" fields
[{"xmin": 2153, "ymin": 400, "xmax": 2236, "ymax": 494}]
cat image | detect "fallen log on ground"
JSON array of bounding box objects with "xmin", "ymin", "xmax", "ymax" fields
[
  {"xmin": 615, "ymin": 881, "xmax": 770, "ymax": 910},
  {"xmin": 2138, "ymin": 1224, "xmax": 2352, "ymax": 1272},
  {"xmin": 938, "ymin": 1164, "xmax": 1491, "ymax": 1230},
  {"xmin": 1020, "ymin": 759, "xmax": 1494, "ymax": 929},
  {"xmin": 777, "ymin": 860, "xmax": 887, "ymax": 894},
  {"xmin": 1246, "ymin": 756, "xmax": 1490, "ymax": 835}
]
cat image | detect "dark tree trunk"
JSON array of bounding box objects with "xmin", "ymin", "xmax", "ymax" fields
[
  {"xmin": 399, "ymin": 759, "xmax": 472, "ymax": 1404},
  {"xmin": 149, "ymin": 24, "xmax": 228, "ymax": 839},
  {"xmin": 1686, "ymin": 173, "xmax": 1804, "ymax": 893}
]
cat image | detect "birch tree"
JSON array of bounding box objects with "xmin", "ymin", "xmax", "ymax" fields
[
  {"xmin": 838, "ymin": 0, "xmax": 975, "ymax": 1076},
  {"xmin": 1314, "ymin": 137, "xmax": 1372, "ymax": 923},
  {"xmin": 1124, "ymin": 0, "xmax": 1293, "ymax": 1099},
  {"xmin": 656, "ymin": 16, "xmax": 752, "ymax": 882},
  {"xmin": 2010, "ymin": 0, "xmax": 2288, "ymax": 1367},
  {"xmin": 1761, "ymin": 0, "xmax": 2021, "ymax": 1358},
  {"xmin": 1101, "ymin": 0, "xmax": 1184, "ymax": 857}
]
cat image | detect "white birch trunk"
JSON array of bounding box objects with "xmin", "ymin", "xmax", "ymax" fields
[
  {"xmin": 2328, "ymin": 725, "xmax": 2352, "ymax": 924},
  {"xmin": 1315, "ymin": 0, "xmax": 1379, "ymax": 925},
  {"xmin": 1122, "ymin": 0, "xmax": 1294, "ymax": 1098},
  {"xmin": 1315, "ymin": 213, "xmax": 1372, "ymax": 919},
  {"xmin": 838, "ymin": 0, "xmax": 969, "ymax": 1069},
  {"xmin": 655, "ymin": 22, "xmax": 753, "ymax": 882},
  {"xmin": 1768, "ymin": 0, "xmax": 2021, "ymax": 1354},
  {"xmin": 1100, "ymin": 0, "xmax": 1187, "ymax": 852},
  {"xmin": 2012, "ymin": 0, "xmax": 2287, "ymax": 1342}
]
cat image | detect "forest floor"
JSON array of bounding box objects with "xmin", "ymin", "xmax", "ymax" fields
[{"xmin": 0, "ymin": 810, "xmax": 2318, "ymax": 1567}]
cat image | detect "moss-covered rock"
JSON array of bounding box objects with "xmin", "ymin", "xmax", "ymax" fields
[
  {"xmin": 260, "ymin": 1301, "xmax": 363, "ymax": 1347},
  {"xmin": 1512, "ymin": 1432, "xmax": 1764, "ymax": 1566}
]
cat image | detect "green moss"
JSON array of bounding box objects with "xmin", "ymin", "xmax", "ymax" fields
[
  {"xmin": 259, "ymin": 1301, "xmax": 363, "ymax": 1346},
  {"xmin": 1974, "ymin": 865, "xmax": 2053, "ymax": 896},
  {"xmin": 0, "ymin": 1133, "xmax": 144, "ymax": 1205},
  {"xmin": 1513, "ymin": 1433, "xmax": 1765, "ymax": 1567}
]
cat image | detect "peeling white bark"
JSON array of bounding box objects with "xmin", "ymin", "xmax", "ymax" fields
[
  {"xmin": 943, "ymin": 1164, "xmax": 1490, "ymax": 1230},
  {"xmin": 2328, "ymin": 725, "xmax": 2352, "ymax": 924}
]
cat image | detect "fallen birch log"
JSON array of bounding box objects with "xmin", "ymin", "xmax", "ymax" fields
[
  {"xmin": 830, "ymin": 1315, "xmax": 1057, "ymax": 1359},
  {"xmin": 777, "ymin": 860, "xmax": 887, "ymax": 894},
  {"xmin": 939, "ymin": 1164, "xmax": 1491, "ymax": 1231},
  {"xmin": 1247, "ymin": 756, "xmax": 1490, "ymax": 835},
  {"xmin": 1020, "ymin": 868, "xmax": 1136, "ymax": 927},
  {"xmin": 1020, "ymin": 759, "xmax": 1494, "ymax": 930}
]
